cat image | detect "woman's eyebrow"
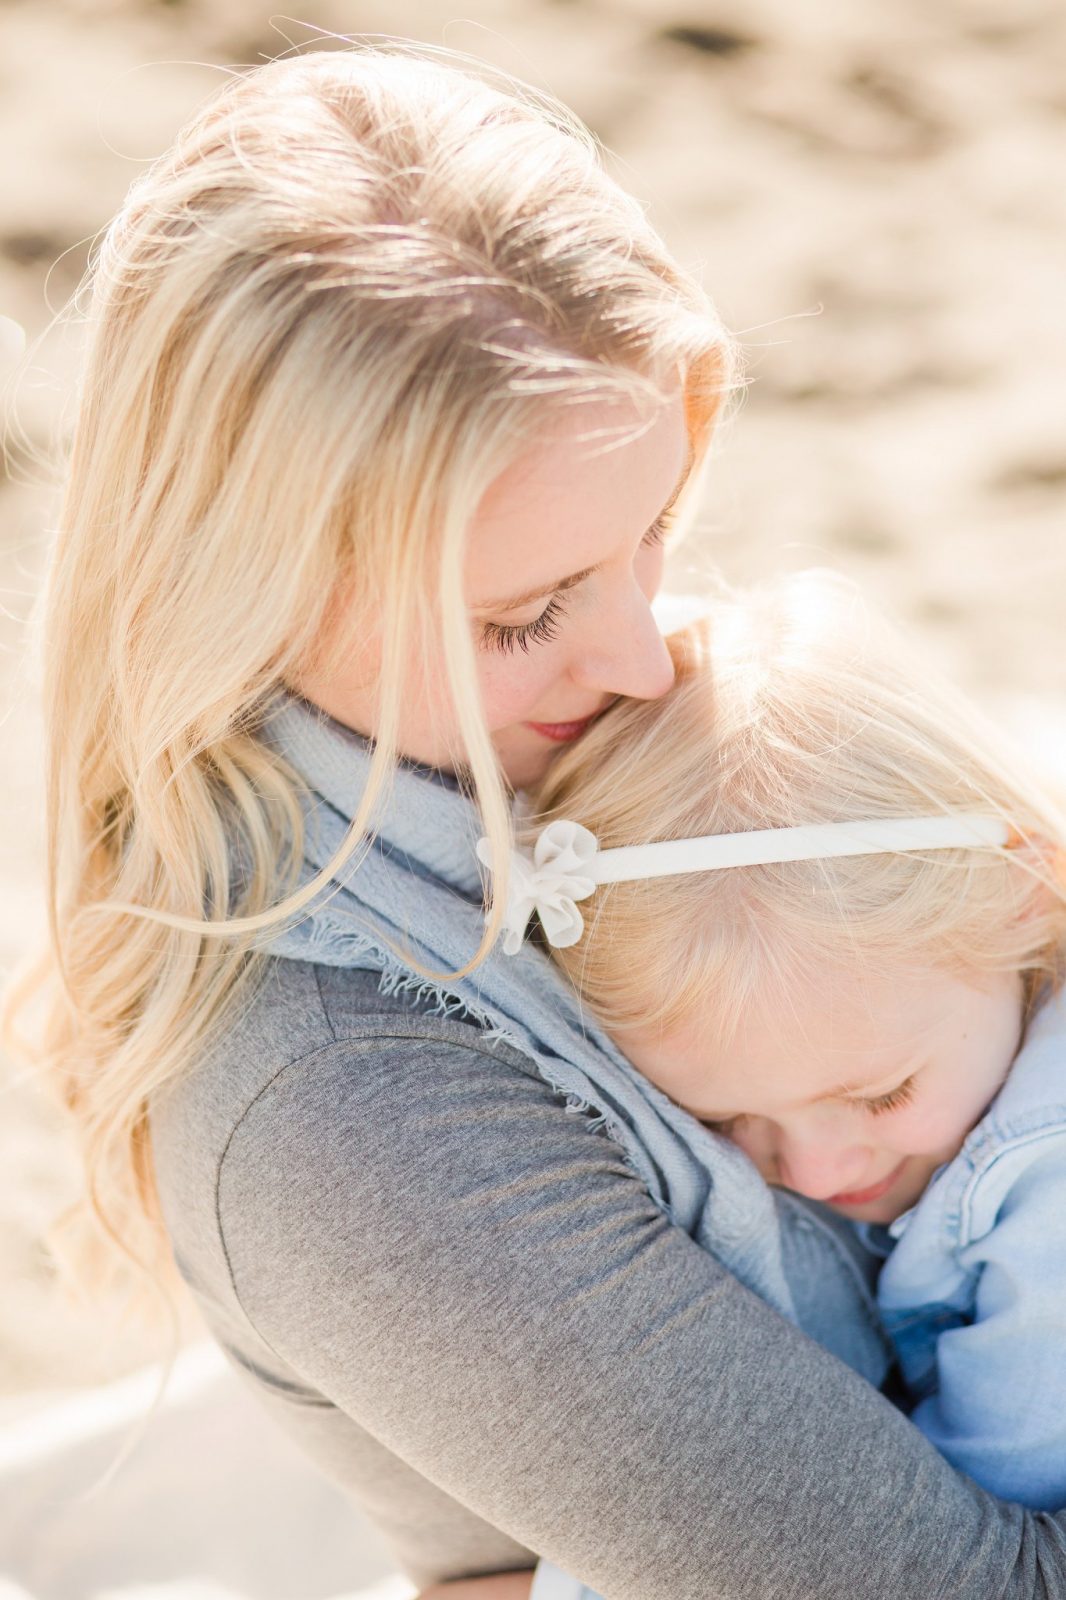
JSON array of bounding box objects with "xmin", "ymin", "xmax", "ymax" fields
[
  {"xmin": 481, "ymin": 563, "xmax": 596, "ymax": 616},
  {"xmin": 476, "ymin": 447, "xmax": 695, "ymax": 615}
]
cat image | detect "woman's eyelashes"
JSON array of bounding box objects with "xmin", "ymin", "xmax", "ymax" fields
[
  {"xmin": 641, "ymin": 510, "xmax": 673, "ymax": 550},
  {"xmin": 481, "ymin": 594, "xmax": 570, "ymax": 656},
  {"xmin": 479, "ymin": 513, "xmax": 674, "ymax": 656}
]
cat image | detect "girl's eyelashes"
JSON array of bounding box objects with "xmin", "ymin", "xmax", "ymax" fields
[
  {"xmin": 703, "ymin": 1076, "xmax": 919, "ymax": 1135},
  {"xmin": 480, "ymin": 594, "xmax": 570, "ymax": 656},
  {"xmin": 701, "ymin": 1113, "xmax": 744, "ymax": 1139},
  {"xmin": 860, "ymin": 1074, "xmax": 919, "ymax": 1116}
]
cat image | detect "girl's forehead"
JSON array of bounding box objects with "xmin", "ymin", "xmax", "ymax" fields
[
  {"xmin": 626, "ymin": 964, "xmax": 995, "ymax": 1110},
  {"xmin": 740, "ymin": 965, "xmax": 962, "ymax": 1055}
]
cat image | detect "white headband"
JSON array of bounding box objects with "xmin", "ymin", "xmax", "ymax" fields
[{"xmin": 476, "ymin": 813, "xmax": 1013, "ymax": 956}]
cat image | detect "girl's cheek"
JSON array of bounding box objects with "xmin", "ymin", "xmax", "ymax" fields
[
  {"xmin": 723, "ymin": 1122, "xmax": 776, "ymax": 1174},
  {"xmin": 889, "ymin": 1101, "xmax": 963, "ymax": 1155}
]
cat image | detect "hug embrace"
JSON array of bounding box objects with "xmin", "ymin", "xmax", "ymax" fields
[{"xmin": 8, "ymin": 40, "xmax": 1066, "ymax": 1600}]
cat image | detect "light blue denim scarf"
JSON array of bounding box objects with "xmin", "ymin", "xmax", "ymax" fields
[{"xmin": 259, "ymin": 691, "xmax": 890, "ymax": 1380}]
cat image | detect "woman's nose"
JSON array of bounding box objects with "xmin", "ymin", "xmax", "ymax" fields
[{"xmin": 570, "ymin": 584, "xmax": 675, "ymax": 702}]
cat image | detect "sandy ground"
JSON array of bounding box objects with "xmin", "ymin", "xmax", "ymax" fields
[
  {"xmin": 0, "ymin": 1341, "xmax": 410, "ymax": 1600},
  {"xmin": 1, "ymin": 0, "xmax": 1065, "ymax": 1592}
]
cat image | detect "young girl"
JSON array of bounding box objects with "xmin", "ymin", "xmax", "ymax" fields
[
  {"xmin": 8, "ymin": 40, "xmax": 1066, "ymax": 1600},
  {"xmin": 505, "ymin": 568, "xmax": 1066, "ymax": 1516}
]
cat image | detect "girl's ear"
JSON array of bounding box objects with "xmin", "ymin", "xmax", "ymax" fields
[
  {"xmin": 1003, "ymin": 829, "xmax": 1066, "ymax": 916},
  {"xmin": 1005, "ymin": 827, "xmax": 1065, "ymax": 869},
  {"xmin": 1055, "ymin": 844, "xmax": 1066, "ymax": 891}
]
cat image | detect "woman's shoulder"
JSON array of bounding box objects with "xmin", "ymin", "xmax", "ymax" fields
[
  {"xmin": 151, "ymin": 957, "xmax": 545, "ymax": 1179},
  {"xmin": 149, "ymin": 956, "xmax": 562, "ymax": 1348}
]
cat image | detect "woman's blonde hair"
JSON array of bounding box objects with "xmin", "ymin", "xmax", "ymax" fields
[
  {"xmin": 532, "ymin": 571, "xmax": 1066, "ymax": 1046},
  {"xmin": 2, "ymin": 42, "xmax": 734, "ymax": 1306}
]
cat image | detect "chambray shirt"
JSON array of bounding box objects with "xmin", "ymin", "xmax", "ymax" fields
[{"xmin": 873, "ymin": 983, "xmax": 1066, "ymax": 1510}]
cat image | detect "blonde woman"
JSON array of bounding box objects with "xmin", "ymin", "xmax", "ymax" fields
[{"xmin": 9, "ymin": 43, "xmax": 1066, "ymax": 1600}]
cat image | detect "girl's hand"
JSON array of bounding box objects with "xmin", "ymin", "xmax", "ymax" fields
[{"xmin": 417, "ymin": 1570, "xmax": 535, "ymax": 1600}]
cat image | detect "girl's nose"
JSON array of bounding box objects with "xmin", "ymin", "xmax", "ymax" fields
[
  {"xmin": 775, "ymin": 1131, "xmax": 874, "ymax": 1203},
  {"xmin": 570, "ymin": 584, "xmax": 675, "ymax": 702}
]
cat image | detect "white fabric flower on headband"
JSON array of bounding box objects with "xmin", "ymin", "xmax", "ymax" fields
[
  {"xmin": 477, "ymin": 812, "xmax": 1012, "ymax": 957},
  {"xmin": 476, "ymin": 820, "xmax": 598, "ymax": 956}
]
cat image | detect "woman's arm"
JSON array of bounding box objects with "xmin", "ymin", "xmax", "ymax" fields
[
  {"xmin": 216, "ymin": 1024, "xmax": 1066, "ymax": 1599},
  {"xmin": 418, "ymin": 1575, "xmax": 534, "ymax": 1600}
]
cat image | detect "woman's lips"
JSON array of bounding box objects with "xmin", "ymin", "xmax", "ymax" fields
[
  {"xmin": 827, "ymin": 1160, "xmax": 909, "ymax": 1208},
  {"xmin": 525, "ymin": 716, "xmax": 597, "ymax": 743}
]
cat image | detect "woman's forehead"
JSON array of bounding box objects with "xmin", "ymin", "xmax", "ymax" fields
[{"xmin": 466, "ymin": 394, "xmax": 688, "ymax": 610}]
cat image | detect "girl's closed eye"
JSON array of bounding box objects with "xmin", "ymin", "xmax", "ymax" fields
[
  {"xmin": 701, "ymin": 1113, "xmax": 746, "ymax": 1139},
  {"xmin": 858, "ymin": 1074, "xmax": 919, "ymax": 1116},
  {"xmin": 700, "ymin": 1076, "xmax": 920, "ymax": 1137}
]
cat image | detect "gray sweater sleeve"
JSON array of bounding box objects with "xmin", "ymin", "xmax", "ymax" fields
[{"xmin": 214, "ymin": 1023, "xmax": 1066, "ymax": 1600}]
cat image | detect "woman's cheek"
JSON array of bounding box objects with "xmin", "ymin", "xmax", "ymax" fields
[{"xmin": 478, "ymin": 648, "xmax": 562, "ymax": 729}]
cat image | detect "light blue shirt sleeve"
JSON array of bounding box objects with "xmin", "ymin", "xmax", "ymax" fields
[
  {"xmin": 909, "ymin": 1140, "xmax": 1066, "ymax": 1510},
  {"xmin": 531, "ymin": 1560, "xmax": 598, "ymax": 1600}
]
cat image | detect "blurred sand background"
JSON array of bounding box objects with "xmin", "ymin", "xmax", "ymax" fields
[{"xmin": 1, "ymin": 0, "xmax": 1064, "ymax": 1591}]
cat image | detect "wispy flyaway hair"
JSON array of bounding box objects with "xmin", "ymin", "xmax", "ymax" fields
[
  {"xmin": 1, "ymin": 41, "xmax": 735, "ymax": 1307},
  {"xmin": 532, "ymin": 571, "xmax": 1066, "ymax": 1045}
]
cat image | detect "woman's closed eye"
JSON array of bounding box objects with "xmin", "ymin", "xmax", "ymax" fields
[
  {"xmin": 481, "ymin": 594, "xmax": 571, "ymax": 655},
  {"xmin": 640, "ymin": 509, "xmax": 673, "ymax": 552},
  {"xmin": 478, "ymin": 510, "xmax": 675, "ymax": 656}
]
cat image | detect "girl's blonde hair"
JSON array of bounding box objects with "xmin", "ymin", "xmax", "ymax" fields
[
  {"xmin": 532, "ymin": 571, "xmax": 1066, "ymax": 1046},
  {"xmin": 2, "ymin": 42, "xmax": 734, "ymax": 1306}
]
